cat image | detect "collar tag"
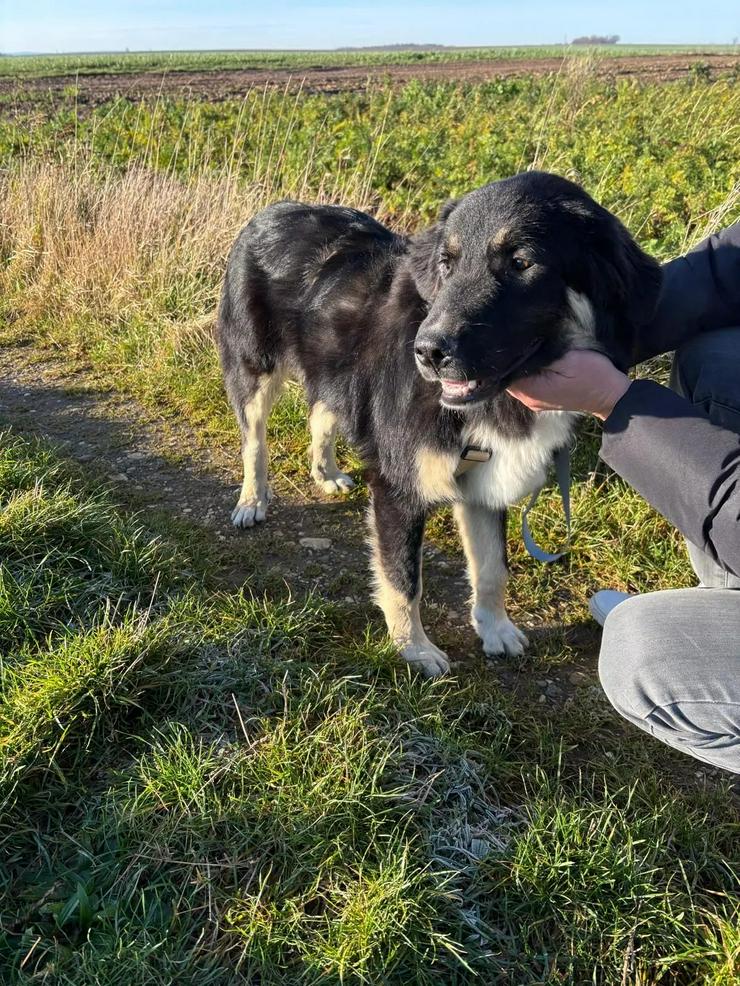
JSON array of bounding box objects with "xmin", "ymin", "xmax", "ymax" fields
[
  {"xmin": 461, "ymin": 445, "xmax": 492, "ymax": 463},
  {"xmin": 454, "ymin": 445, "xmax": 492, "ymax": 478}
]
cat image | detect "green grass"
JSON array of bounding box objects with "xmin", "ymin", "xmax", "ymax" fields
[
  {"xmin": 3, "ymin": 75, "xmax": 738, "ymax": 239},
  {"xmin": 1, "ymin": 44, "xmax": 738, "ymax": 78},
  {"xmin": 0, "ymin": 431, "xmax": 737, "ymax": 984}
]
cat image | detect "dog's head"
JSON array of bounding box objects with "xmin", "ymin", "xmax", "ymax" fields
[{"xmin": 410, "ymin": 171, "xmax": 661, "ymax": 409}]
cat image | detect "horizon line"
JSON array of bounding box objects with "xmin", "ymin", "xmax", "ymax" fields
[{"xmin": 3, "ymin": 41, "xmax": 738, "ymax": 57}]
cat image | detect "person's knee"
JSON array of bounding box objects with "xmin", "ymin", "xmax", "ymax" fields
[
  {"xmin": 671, "ymin": 327, "xmax": 740, "ymax": 431},
  {"xmin": 598, "ymin": 591, "xmax": 740, "ymax": 772},
  {"xmin": 598, "ymin": 595, "xmax": 658, "ymax": 723}
]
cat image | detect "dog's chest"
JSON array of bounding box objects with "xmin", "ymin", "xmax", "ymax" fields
[{"xmin": 460, "ymin": 411, "xmax": 575, "ymax": 509}]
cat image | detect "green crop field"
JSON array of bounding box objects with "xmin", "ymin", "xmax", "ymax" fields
[
  {"xmin": 0, "ymin": 61, "xmax": 738, "ymax": 984},
  {"xmin": 0, "ymin": 44, "xmax": 738, "ymax": 78}
]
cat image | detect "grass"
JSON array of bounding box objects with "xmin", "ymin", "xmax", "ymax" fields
[
  {"xmin": 0, "ymin": 65, "xmax": 739, "ymax": 982},
  {"xmin": 3, "ymin": 73, "xmax": 739, "ymax": 237},
  {"xmin": 0, "ymin": 431, "xmax": 737, "ymax": 984},
  {"xmin": 1, "ymin": 44, "xmax": 738, "ymax": 78}
]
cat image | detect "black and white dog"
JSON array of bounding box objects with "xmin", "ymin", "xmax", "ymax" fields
[{"xmin": 218, "ymin": 172, "xmax": 661, "ymax": 675}]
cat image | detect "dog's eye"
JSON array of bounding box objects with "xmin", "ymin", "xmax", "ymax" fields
[
  {"xmin": 511, "ymin": 256, "xmax": 532, "ymax": 272},
  {"xmin": 438, "ymin": 254, "xmax": 452, "ymax": 277}
]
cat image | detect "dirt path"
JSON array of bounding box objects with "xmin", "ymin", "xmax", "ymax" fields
[
  {"xmin": 0, "ymin": 343, "xmax": 365, "ymax": 587},
  {"xmin": 3, "ymin": 53, "xmax": 738, "ymax": 109}
]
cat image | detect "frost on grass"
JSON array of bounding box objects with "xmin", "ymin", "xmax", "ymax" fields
[{"xmin": 396, "ymin": 727, "xmax": 521, "ymax": 946}]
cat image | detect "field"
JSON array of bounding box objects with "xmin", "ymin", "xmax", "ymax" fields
[
  {"xmin": 1, "ymin": 45, "xmax": 739, "ymax": 107},
  {"xmin": 0, "ymin": 50, "xmax": 739, "ymax": 984},
  {"xmin": 2, "ymin": 44, "xmax": 739, "ymax": 77}
]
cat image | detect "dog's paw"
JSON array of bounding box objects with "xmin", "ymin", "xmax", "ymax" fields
[
  {"xmin": 231, "ymin": 493, "xmax": 270, "ymax": 528},
  {"xmin": 313, "ymin": 470, "xmax": 355, "ymax": 495},
  {"xmin": 472, "ymin": 606, "xmax": 528, "ymax": 657},
  {"xmin": 400, "ymin": 639, "xmax": 450, "ymax": 677}
]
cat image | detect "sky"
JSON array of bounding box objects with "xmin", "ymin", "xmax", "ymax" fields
[{"xmin": 1, "ymin": 1, "xmax": 738, "ymax": 54}]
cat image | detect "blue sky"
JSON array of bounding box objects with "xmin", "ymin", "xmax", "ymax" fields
[{"xmin": 2, "ymin": 1, "xmax": 738, "ymax": 53}]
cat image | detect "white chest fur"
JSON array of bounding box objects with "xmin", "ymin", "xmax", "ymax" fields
[{"xmin": 460, "ymin": 411, "xmax": 575, "ymax": 509}]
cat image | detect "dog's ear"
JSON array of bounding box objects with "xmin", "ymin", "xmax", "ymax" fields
[
  {"xmin": 408, "ymin": 199, "xmax": 459, "ymax": 303},
  {"xmin": 567, "ymin": 208, "xmax": 662, "ymax": 369}
]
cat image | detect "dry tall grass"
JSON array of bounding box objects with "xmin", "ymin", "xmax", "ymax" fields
[
  {"xmin": 2, "ymin": 162, "xmax": 231, "ymax": 324},
  {"xmin": 0, "ymin": 156, "xmax": 377, "ymax": 339},
  {"xmin": 0, "ymin": 80, "xmax": 399, "ymax": 347}
]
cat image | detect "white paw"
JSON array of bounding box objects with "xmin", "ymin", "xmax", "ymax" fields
[
  {"xmin": 400, "ymin": 639, "xmax": 450, "ymax": 677},
  {"xmin": 313, "ymin": 471, "xmax": 355, "ymax": 495},
  {"xmin": 472, "ymin": 606, "xmax": 528, "ymax": 657},
  {"xmin": 231, "ymin": 490, "xmax": 271, "ymax": 528}
]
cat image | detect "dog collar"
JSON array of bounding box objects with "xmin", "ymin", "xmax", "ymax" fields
[{"xmin": 454, "ymin": 444, "xmax": 571, "ymax": 563}]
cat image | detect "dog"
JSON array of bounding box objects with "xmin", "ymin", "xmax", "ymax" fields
[{"xmin": 217, "ymin": 171, "xmax": 661, "ymax": 675}]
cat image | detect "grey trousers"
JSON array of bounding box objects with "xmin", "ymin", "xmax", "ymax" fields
[{"xmin": 599, "ymin": 328, "xmax": 740, "ymax": 774}]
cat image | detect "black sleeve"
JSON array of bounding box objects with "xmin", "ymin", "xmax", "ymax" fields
[
  {"xmin": 632, "ymin": 221, "xmax": 740, "ymax": 365},
  {"xmin": 600, "ymin": 379, "xmax": 740, "ymax": 578}
]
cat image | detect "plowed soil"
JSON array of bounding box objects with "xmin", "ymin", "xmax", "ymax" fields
[{"xmin": 2, "ymin": 53, "xmax": 738, "ymax": 108}]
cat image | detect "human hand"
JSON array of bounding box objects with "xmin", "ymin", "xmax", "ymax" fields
[{"xmin": 507, "ymin": 349, "xmax": 631, "ymax": 420}]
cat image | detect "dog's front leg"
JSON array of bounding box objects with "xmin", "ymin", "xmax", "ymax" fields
[
  {"xmin": 454, "ymin": 502, "xmax": 528, "ymax": 657},
  {"xmin": 367, "ymin": 473, "xmax": 449, "ymax": 677}
]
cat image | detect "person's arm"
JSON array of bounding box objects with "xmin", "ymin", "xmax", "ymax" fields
[
  {"xmin": 633, "ymin": 221, "xmax": 740, "ymax": 365},
  {"xmin": 507, "ymin": 351, "xmax": 740, "ymax": 577},
  {"xmin": 600, "ymin": 380, "xmax": 740, "ymax": 577}
]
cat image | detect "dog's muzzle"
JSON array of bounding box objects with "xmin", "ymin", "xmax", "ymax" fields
[{"xmin": 427, "ymin": 337, "xmax": 545, "ymax": 407}]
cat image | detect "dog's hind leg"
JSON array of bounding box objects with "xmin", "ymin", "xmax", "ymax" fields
[
  {"xmin": 309, "ymin": 401, "xmax": 355, "ymax": 495},
  {"xmin": 367, "ymin": 473, "xmax": 448, "ymax": 677},
  {"xmin": 454, "ymin": 502, "xmax": 528, "ymax": 657},
  {"xmin": 230, "ymin": 369, "xmax": 285, "ymax": 528}
]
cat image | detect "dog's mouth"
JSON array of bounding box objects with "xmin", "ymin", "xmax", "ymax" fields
[{"xmin": 438, "ymin": 337, "xmax": 544, "ymax": 407}]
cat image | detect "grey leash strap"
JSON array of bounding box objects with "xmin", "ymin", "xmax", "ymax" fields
[{"xmin": 521, "ymin": 445, "xmax": 571, "ymax": 563}]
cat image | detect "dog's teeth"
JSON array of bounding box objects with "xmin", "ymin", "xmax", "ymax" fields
[{"xmin": 441, "ymin": 379, "xmax": 480, "ymax": 398}]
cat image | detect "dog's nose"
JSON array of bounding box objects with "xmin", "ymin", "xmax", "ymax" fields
[{"xmin": 414, "ymin": 336, "xmax": 453, "ymax": 373}]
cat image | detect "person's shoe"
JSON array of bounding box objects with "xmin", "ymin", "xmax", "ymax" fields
[{"xmin": 588, "ymin": 590, "xmax": 632, "ymax": 627}]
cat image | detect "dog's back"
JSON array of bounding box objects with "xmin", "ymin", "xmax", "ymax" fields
[{"xmin": 218, "ymin": 201, "xmax": 400, "ymax": 379}]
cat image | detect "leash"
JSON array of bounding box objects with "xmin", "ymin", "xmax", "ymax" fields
[
  {"xmin": 521, "ymin": 445, "xmax": 571, "ymax": 562},
  {"xmin": 455, "ymin": 444, "xmax": 571, "ymax": 563}
]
